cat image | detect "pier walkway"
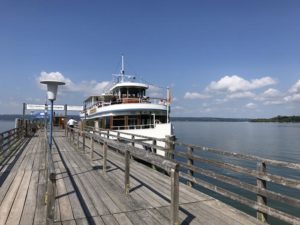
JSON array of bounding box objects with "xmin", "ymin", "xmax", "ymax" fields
[{"xmin": 0, "ymin": 130, "xmax": 264, "ymax": 225}]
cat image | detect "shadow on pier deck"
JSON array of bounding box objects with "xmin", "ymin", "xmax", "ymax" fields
[{"xmin": 0, "ymin": 130, "xmax": 265, "ymax": 225}]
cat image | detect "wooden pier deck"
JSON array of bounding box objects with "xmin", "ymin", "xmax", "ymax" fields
[{"xmin": 0, "ymin": 130, "xmax": 265, "ymax": 225}]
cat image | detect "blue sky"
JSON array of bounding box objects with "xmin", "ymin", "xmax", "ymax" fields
[{"xmin": 0, "ymin": 0, "xmax": 299, "ymax": 118}]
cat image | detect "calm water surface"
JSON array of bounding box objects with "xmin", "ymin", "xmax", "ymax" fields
[
  {"xmin": 0, "ymin": 120, "xmax": 15, "ymax": 133},
  {"xmin": 173, "ymin": 121, "xmax": 300, "ymax": 224},
  {"xmin": 173, "ymin": 121, "xmax": 300, "ymax": 163}
]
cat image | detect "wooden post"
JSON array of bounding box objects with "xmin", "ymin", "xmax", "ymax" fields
[
  {"xmin": 103, "ymin": 142, "xmax": 107, "ymax": 174},
  {"xmin": 125, "ymin": 150, "xmax": 130, "ymax": 195},
  {"xmin": 151, "ymin": 139, "xmax": 157, "ymax": 170},
  {"xmin": 165, "ymin": 135, "xmax": 175, "ymax": 159},
  {"xmin": 82, "ymin": 122, "xmax": 86, "ymax": 153},
  {"xmin": 187, "ymin": 146, "xmax": 194, "ymax": 187},
  {"xmin": 170, "ymin": 165, "xmax": 179, "ymax": 225},
  {"xmin": 117, "ymin": 132, "xmax": 120, "ymax": 142},
  {"xmin": 22, "ymin": 103, "xmax": 26, "ymax": 136},
  {"xmin": 77, "ymin": 130, "xmax": 80, "ymax": 150},
  {"xmin": 257, "ymin": 161, "xmax": 268, "ymax": 223},
  {"xmin": 131, "ymin": 135, "xmax": 135, "ymax": 147},
  {"xmin": 64, "ymin": 104, "xmax": 67, "ymax": 136},
  {"xmin": 0, "ymin": 134, "xmax": 3, "ymax": 161},
  {"xmin": 152, "ymin": 139, "xmax": 157, "ymax": 154},
  {"xmin": 90, "ymin": 131, "xmax": 94, "ymax": 160}
]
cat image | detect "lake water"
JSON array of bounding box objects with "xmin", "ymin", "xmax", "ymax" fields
[
  {"xmin": 173, "ymin": 121, "xmax": 300, "ymax": 163},
  {"xmin": 173, "ymin": 121, "xmax": 300, "ymax": 224},
  {"xmin": 0, "ymin": 120, "xmax": 15, "ymax": 133}
]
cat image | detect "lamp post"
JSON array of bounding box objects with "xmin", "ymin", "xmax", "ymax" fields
[{"xmin": 40, "ymin": 80, "xmax": 65, "ymax": 149}]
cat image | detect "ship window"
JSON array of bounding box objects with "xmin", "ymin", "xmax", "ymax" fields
[{"xmin": 113, "ymin": 116, "xmax": 125, "ymax": 129}]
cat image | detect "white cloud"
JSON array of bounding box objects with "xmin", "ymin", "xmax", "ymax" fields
[
  {"xmin": 184, "ymin": 92, "xmax": 211, "ymax": 100},
  {"xmin": 284, "ymin": 94, "xmax": 300, "ymax": 102},
  {"xmin": 245, "ymin": 102, "xmax": 257, "ymax": 109},
  {"xmin": 263, "ymin": 100, "xmax": 284, "ymax": 105},
  {"xmin": 289, "ymin": 80, "xmax": 300, "ymax": 93},
  {"xmin": 262, "ymin": 88, "xmax": 281, "ymax": 98},
  {"xmin": 207, "ymin": 75, "xmax": 276, "ymax": 93},
  {"xmin": 37, "ymin": 71, "xmax": 111, "ymax": 96},
  {"xmin": 227, "ymin": 91, "xmax": 255, "ymax": 99}
]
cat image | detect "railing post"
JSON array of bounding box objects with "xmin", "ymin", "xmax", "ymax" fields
[
  {"xmin": 107, "ymin": 130, "xmax": 110, "ymax": 139},
  {"xmin": 117, "ymin": 132, "xmax": 120, "ymax": 142},
  {"xmin": 90, "ymin": 131, "xmax": 94, "ymax": 160},
  {"xmin": 187, "ymin": 146, "xmax": 194, "ymax": 187},
  {"xmin": 103, "ymin": 142, "xmax": 107, "ymax": 174},
  {"xmin": 0, "ymin": 134, "xmax": 3, "ymax": 161},
  {"xmin": 170, "ymin": 164, "xmax": 179, "ymax": 225},
  {"xmin": 256, "ymin": 161, "xmax": 268, "ymax": 223},
  {"xmin": 77, "ymin": 130, "xmax": 80, "ymax": 150},
  {"xmin": 125, "ymin": 150, "xmax": 130, "ymax": 195},
  {"xmin": 82, "ymin": 131, "xmax": 86, "ymax": 153},
  {"xmin": 165, "ymin": 135, "xmax": 175, "ymax": 159},
  {"xmin": 82, "ymin": 121, "xmax": 86, "ymax": 153},
  {"xmin": 152, "ymin": 139, "xmax": 157, "ymax": 154},
  {"xmin": 131, "ymin": 135, "xmax": 135, "ymax": 147}
]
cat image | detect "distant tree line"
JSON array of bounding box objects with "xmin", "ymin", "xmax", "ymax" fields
[{"xmin": 250, "ymin": 116, "xmax": 300, "ymax": 123}]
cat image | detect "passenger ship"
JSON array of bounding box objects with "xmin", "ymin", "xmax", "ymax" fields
[{"xmin": 80, "ymin": 57, "xmax": 173, "ymax": 153}]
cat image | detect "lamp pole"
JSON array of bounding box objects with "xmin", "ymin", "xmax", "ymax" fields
[
  {"xmin": 40, "ymin": 80, "xmax": 65, "ymax": 150},
  {"xmin": 49, "ymin": 100, "xmax": 54, "ymax": 149}
]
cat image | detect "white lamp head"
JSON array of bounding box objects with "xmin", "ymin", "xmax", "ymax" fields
[{"xmin": 40, "ymin": 80, "xmax": 65, "ymax": 101}]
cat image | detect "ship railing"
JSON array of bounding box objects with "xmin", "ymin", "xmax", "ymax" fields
[
  {"xmin": 111, "ymin": 123, "xmax": 156, "ymax": 130},
  {"xmin": 83, "ymin": 97, "xmax": 168, "ymax": 113},
  {"xmin": 69, "ymin": 124, "xmax": 300, "ymax": 225}
]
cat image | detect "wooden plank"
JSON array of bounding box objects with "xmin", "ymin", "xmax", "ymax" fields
[
  {"xmin": 101, "ymin": 214, "xmax": 120, "ymax": 225},
  {"xmin": 135, "ymin": 209, "xmax": 162, "ymax": 225},
  {"xmin": 113, "ymin": 213, "xmax": 134, "ymax": 225},
  {"xmin": 19, "ymin": 171, "xmax": 39, "ymax": 225},
  {"xmin": 56, "ymin": 159, "xmax": 75, "ymax": 222},
  {"xmin": 61, "ymin": 220, "xmax": 76, "ymax": 225},
  {"xmin": 0, "ymin": 169, "xmax": 25, "ymax": 225},
  {"xmin": 76, "ymin": 216, "xmax": 104, "ymax": 225},
  {"xmin": 56, "ymin": 149, "xmax": 99, "ymax": 218},
  {"xmin": 110, "ymin": 168, "xmax": 163, "ymax": 208},
  {"xmin": 6, "ymin": 170, "xmax": 33, "ymax": 225},
  {"xmin": 57, "ymin": 138, "xmax": 132, "ymax": 214},
  {"xmin": 124, "ymin": 211, "xmax": 147, "ymax": 225},
  {"xmin": 33, "ymin": 171, "xmax": 47, "ymax": 225}
]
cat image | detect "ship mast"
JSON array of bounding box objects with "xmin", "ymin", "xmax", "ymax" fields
[{"xmin": 121, "ymin": 55, "xmax": 125, "ymax": 82}]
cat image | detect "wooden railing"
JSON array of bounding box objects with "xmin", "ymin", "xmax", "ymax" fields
[
  {"xmin": 0, "ymin": 126, "xmax": 29, "ymax": 166},
  {"xmin": 66, "ymin": 126, "xmax": 180, "ymax": 225},
  {"xmin": 68, "ymin": 125, "xmax": 300, "ymax": 225}
]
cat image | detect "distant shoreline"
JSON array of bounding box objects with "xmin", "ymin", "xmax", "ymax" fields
[{"xmin": 1, "ymin": 114, "xmax": 299, "ymax": 123}]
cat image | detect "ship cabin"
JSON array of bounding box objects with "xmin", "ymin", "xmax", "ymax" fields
[{"xmin": 83, "ymin": 82, "xmax": 168, "ymax": 130}]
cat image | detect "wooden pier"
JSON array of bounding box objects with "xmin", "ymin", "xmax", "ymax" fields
[
  {"xmin": 0, "ymin": 127, "xmax": 269, "ymax": 225},
  {"xmin": 1, "ymin": 124, "xmax": 299, "ymax": 225}
]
